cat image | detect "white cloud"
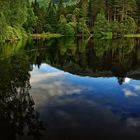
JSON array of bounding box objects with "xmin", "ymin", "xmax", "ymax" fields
[
  {"xmin": 30, "ymin": 64, "xmax": 88, "ymax": 108},
  {"xmin": 122, "ymin": 89, "xmax": 137, "ymax": 97},
  {"xmin": 124, "ymin": 78, "xmax": 131, "ymax": 84},
  {"xmin": 133, "ymin": 85, "xmax": 140, "ymax": 91}
]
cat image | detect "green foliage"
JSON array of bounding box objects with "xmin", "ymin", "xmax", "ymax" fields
[
  {"xmin": 78, "ymin": 18, "xmax": 90, "ymax": 35},
  {"xmin": 5, "ymin": 26, "xmax": 27, "ymax": 41},
  {"xmin": 32, "ymin": 0, "xmax": 46, "ymax": 33},
  {"xmin": 57, "ymin": 15, "xmax": 75, "ymax": 36},
  {"xmin": 94, "ymin": 13, "xmax": 137, "ymax": 38},
  {"xmin": 88, "ymin": 0, "xmax": 105, "ymax": 27},
  {"xmin": 65, "ymin": 23, "xmax": 75, "ymax": 36},
  {"xmin": 0, "ymin": 0, "xmax": 31, "ymax": 42},
  {"xmin": 45, "ymin": 0, "xmax": 58, "ymax": 32},
  {"xmin": 0, "ymin": 0, "xmax": 140, "ymax": 41},
  {"xmin": 44, "ymin": 24, "xmax": 54, "ymax": 33},
  {"xmin": 122, "ymin": 17, "xmax": 137, "ymax": 34},
  {"xmin": 110, "ymin": 21, "xmax": 125, "ymax": 38},
  {"xmin": 0, "ymin": 13, "xmax": 7, "ymax": 41},
  {"xmin": 94, "ymin": 13, "xmax": 111, "ymax": 38},
  {"xmin": 23, "ymin": 7, "xmax": 37, "ymax": 33},
  {"xmin": 57, "ymin": 15, "xmax": 67, "ymax": 34}
]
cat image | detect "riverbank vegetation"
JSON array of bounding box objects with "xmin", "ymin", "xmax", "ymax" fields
[
  {"xmin": 31, "ymin": 33, "xmax": 63, "ymax": 39},
  {"xmin": 1, "ymin": 0, "xmax": 140, "ymax": 42}
]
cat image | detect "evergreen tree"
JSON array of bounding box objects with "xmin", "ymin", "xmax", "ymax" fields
[
  {"xmin": 135, "ymin": 0, "xmax": 140, "ymax": 31},
  {"xmin": 79, "ymin": 0, "xmax": 88, "ymax": 19},
  {"xmin": 57, "ymin": 0, "xmax": 65, "ymax": 17},
  {"xmin": 113, "ymin": 0, "xmax": 137, "ymax": 21},
  {"xmin": 46, "ymin": 0, "xmax": 58, "ymax": 32},
  {"xmin": 88, "ymin": 0, "xmax": 105, "ymax": 27}
]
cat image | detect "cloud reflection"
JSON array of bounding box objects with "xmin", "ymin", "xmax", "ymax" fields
[
  {"xmin": 30, "ymin": 64, "xmax": 88, "ymax": 108},
  {"xmin": 133, "ymin": 85, "xmax": 140, "ymax": 91},
  {"xmin": 127, "ymin": 118, "xmax": 140, "ymax": 127},
  {"xmin": 123, "ymin": 89, "xmax": 137, "ymax": 97},
  {"xmin": 124, "ymin": 78, "xmax": 131, "ymax": 84},
  {"xmin": 28, "ymin": 64, "xmax": 140, "ymax": 139}
]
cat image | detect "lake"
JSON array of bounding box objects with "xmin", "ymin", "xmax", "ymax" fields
[{"xmin": 0, "ymin": 37, "xmax": 140, "ymax": 140}]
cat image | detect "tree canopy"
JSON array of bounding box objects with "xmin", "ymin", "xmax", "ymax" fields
[{"xmin": 0, "ymin": 0, "xmax": 140, "ymax": 41}]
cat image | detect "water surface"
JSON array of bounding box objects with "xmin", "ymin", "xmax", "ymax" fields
[{"xmin": 0, "ymin": 38, "xmax": 140, "ymax": 140}]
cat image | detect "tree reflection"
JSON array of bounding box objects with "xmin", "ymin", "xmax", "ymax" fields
[
  {"xmin": 26, "ymin": 37, "xmax": 140, "ymax": 84},
  {"xmin": 0, "ymin": 53, "xmax": 44, "ymax": 140}
]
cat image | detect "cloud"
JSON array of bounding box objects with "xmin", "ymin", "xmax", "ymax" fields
[
  {"xmin": 124, "ymin": 78, "xmax": 131, "ymax": 84},
  {"xmin": 122, "ymin": 89, "xmax": 137, "ymax": 97},
  {"xmin": 133, "ymin": 85, "xmax": 140, "ymax": 91},
  {"xmin": 29, "ymin": 64, "xmax": 89, "ymax": 108}
]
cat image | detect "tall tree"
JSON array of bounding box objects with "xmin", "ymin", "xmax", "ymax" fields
[
  {"xmin": 135, "ymin": 0, "xmax": 140, "ymax": 31},
  {"xmin": 57, "ymin": 0, "xmax": 65, "ymax": 17},
  {"xmin": 32, "ymin": 0, "xmax": 46, "ymax": 33},
  {"xmin": 113, "ymin": 0, "xmax": 137, "ymax": 21},
  {"xmin": 88, "ymin": 0, "xmax": 105, "ymax": 28},
  {"xmin": 46, "ymin": 0, "xmax": 58, "ymax": 32},
  {"xmin": 79, "ymin": 0, "xmax": 88, "ymax": 19}
]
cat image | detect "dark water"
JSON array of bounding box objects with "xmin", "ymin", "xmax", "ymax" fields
[{"xmin": 0, "ymin": 37, "xmax": 140, "ymax": 140}]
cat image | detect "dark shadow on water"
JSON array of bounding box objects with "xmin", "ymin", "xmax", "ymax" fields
[
  {"xmin": 26, "ymin": 37, "xmax": 140, "ymax": 82},
  {"xmin": 0, "ymin": 53, "xmax": 45, "ymax": 140}
]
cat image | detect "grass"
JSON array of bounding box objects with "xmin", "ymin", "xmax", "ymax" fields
[
  {"xmin": 124, "ymin": 34, "xmax": 140, "ymax": 38},
  {"xmin": 31, "ymin": 33, "xmax": 63, "ymax": 39}
]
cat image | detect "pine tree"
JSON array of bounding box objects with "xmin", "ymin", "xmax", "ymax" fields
[
  {"xmin": 57, "ymin": 0, "xmax": 65, "ymax": 18},
  {"xmin": 136, "ymin": 0, "xmax": 140, "ymax": 31},
  {"xmin": 105, "ymin": 0, "xmax": 114, "ymax": 21},
  {"xmin": 46, "ymin": 0, "xmax": 58, "ymax": 32},
  {"xmin": 88, "ymin": 0, "xmax": 105, "ymax": 27},
  {"xmin": 113, "ymin": 0, "xmax": 137, "ymax": 21},
  {"xmin": 79, "ymin": 0, "xmax": 88, "ymax": 19}
]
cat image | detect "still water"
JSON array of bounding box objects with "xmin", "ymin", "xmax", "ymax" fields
[{"xmin": 0, "ymin": 37, "xmax": 140, "ymax": 140}]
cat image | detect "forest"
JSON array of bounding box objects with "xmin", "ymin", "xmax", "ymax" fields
[{"xmin": 0, "ymin": 0, "xmax": 140, "ymax": 42}]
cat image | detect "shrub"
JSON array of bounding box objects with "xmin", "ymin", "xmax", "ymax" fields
[
  {"xmin": 94, "ymin": 13, "xmax": 111, "ymax": 38},
  {"xmin": 65, "ymin": 23, "xmax": 75, "ymax": 36}
]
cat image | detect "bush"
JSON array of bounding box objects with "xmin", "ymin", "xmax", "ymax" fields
[
  {"xmin": 94, "ymin": 13, "xmax": 111, "ymax": 38},
  {"xmin": 65, "ymin": 23, "xmax": 75, "ymax": 36},
  {"xmin": 110, "ymin": 21, "xmax": 125, "ymax": 38},
  {"xmin": 93, "ymin": 13, "xmax": 137, "ymax": 38},
  {"xmin": 4, "ymin": 26, "xmax": 26, "ymax": 42},
  {"xmin": 122, "ymin": 17, "xmax": 137, "ymax": 34},
  {"xmin": 44, "ymin": 24, "xmax": 54, "ymax": 33},
  {"xmin": 78, "ymin": 18, "xmax": 90, "ymax": 35}
]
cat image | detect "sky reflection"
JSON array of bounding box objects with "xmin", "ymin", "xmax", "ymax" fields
[
  {"xmin": 30, "ymin": 63, "xmax": 140, "ymax": 107},
  {"xmin": 29, "ymin": 63, "xmax": 140, "ymax": 139}
]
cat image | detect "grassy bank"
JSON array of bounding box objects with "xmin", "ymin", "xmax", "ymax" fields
[
  {"xmin": 0, "ymin": 31, "xmax": 63, "ymax": 43},
  {"xmin": 31, "ymin": 33, "xmax": 63, "ymax": 39},
  {"xmin": 124, "ymin": 34, "xmax": 140, "ymax": 38}
]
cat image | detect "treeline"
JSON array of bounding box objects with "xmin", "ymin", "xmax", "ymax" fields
[
  {"xmin": 1, "ymin": 0, "xmax": 140, "ymax": 42},
  {"xmin": 32, "ymin": 0, "xmax": 140, "ymax": 38}
]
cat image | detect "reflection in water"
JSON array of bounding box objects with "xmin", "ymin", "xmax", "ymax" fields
[
  {"xmin": 26, "ymin": 38, "xmax": 140, "ymax": 82},
  {"xmin": 1, "ymin": 38, "xmax": 140, "ymax": 139},
  {"xmin": 0, "ymin": 53, "xmax": 44, "ymax": 140},
  {"xmin": 30, "ymin": 64, "xmax": 140, "ymax": 140}
]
